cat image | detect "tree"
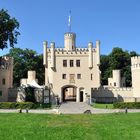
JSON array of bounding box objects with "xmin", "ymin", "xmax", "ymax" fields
[
  {"xmin": 130, "ymin": 51, "xmax": 139, "ymax": 57},
  {"xmin": 108, "ymin": 48, "xmax": 131, "ymax": 86},
  {"xmin": 0, "ymin": 9, "xmax": 20, "ymax": 49},
  {"xmin": 7, "ymin": 48, "xmax": 44, "ymax": 86},
  {"xmin": 100, "ymin": 47, "xmax": 136, "ymax": 87},
  {"xmin": 100, "ymin": 55, "xmax": 110, "ymax": 85}
]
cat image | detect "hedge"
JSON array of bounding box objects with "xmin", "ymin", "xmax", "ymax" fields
[
  {"xmin": 0, "ymin": 102, "xmax": 51, "ymax": 109},
  {"xmin": 113, "ymin": 102, "xmax": 140, "ymax": 109}
]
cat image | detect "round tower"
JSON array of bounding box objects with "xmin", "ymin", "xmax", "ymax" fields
[
  {"xmin": 27, "ymin": 71, "xmax": 36, "ymax": 84},
  {"xmin": 113, "ymin": 70, "xmax": 121, "ymax": 87},
  {"xmin": 64, "ymin": 32, "xmax": 76, "ymax": 51}
]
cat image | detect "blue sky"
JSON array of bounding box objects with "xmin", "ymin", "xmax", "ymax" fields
[{"xmin": 0, "ymin": 0, "xmax": 140, "ymax": 56}]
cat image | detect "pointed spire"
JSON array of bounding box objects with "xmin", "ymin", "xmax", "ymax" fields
[{"xmin": 68, "ymin": 10, "xmax": 71, "ymax": 32}]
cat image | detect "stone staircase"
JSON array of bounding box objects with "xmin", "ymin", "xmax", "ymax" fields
[{"xmin": 58, "ymin": 102, "xmax": 94, "ymax": 114}]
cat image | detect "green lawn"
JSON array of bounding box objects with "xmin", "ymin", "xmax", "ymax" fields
[
  {"xmin": 0, "ymin": 113, "xmax": 140, "ymax": 140},
  {"xmin": 92, "ymin": 103, "xmax": 114, "ymax": 109}
]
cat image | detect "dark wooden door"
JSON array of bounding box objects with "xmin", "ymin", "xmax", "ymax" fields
[{"xmin": 80, "ymin": 91, "xmax": 83, "ymax": 102}]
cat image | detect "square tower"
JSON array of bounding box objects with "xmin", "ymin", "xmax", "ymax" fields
[
  {"xmin": 43, "ymin": 32, "xmax": 101, "ymax": 103},
  {"xmin": 0, "ymin": 56, "xmax": 13, "ymax": 101}
]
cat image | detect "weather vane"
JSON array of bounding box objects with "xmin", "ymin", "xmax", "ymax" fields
[{"xmin": 68, "ymin": 10, "xmax": 71, "ymax": 32}]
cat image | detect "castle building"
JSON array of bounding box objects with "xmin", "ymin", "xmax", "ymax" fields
[
  {"xmin": 1, "ymin": 14, "xmax": 140, "ymax": 103},
  {"xmin": 0, "ymin": 56, "xmax": 13, "ymax": 102},
  {"xmin": 43, "ymin": 32, "xmax": 101, "ymax": 102}
]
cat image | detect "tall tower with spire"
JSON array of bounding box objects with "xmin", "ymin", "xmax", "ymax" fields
[
  {"xmin": 64, "ymin": 11, "xmax": 76, "ymax": 51},
  {"xmin": 43, "ymin": 12, "xmax": 101, "ymax": 103}
]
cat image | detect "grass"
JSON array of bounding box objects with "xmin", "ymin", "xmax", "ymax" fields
[
  {"xmin": 0, "ymin": 113, "xmax": 140, "ymax": 140},
  {"xmin": 92, "ymin": 103, "xmax": 114, "ymax": 109}
]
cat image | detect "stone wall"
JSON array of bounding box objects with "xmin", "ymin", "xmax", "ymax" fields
[
  {"xmin": 92, "ymin": 87, "xmax": 134, "ymax": 103},
  {"xmin": 8, "ymin": 88, "xmax": 18, "ymax": 102}
]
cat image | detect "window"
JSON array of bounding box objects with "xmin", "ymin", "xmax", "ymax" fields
[
  {"xmin": 70, "ymin": 60, "xmax": 74, "ymax": 67},
  {"xmin": 91, "ymin": 74, "xmax": 93, "ymax": 80},
  {"xmin": 2, "ymin": 79, "xmax": 5, "ymax": 85},
  {"xmin": 70, "ymin": 74, "xmax": 75, "ymax": 83},
  {"xmin": 76, "ymin": 60, "xmax": 80, "ymax": 67},
  {"xmin": 0, "ymin": 91, "xmax": 2, "ymax": 96},
  {"xmin": 62, "ymin": 74, "xmax": 66, "ymax": 79},
  {"xmin": 77, "ymin": 74, "xmax": 81, "ymax": 79},
  {"xmin": 63, "ymin": 60, "xmax": 67, "ymax": 67},
  {"xmin": 114, "ymin": 82, "xmax": 116, "ymax": 87}
]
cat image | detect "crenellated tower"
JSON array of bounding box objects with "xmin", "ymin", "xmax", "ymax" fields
[
  {"xmin": 42, "ymin": 12, "xmax": 101, "ymax": 103},
  {"xmin": 64, "ymin": 32, "xmax": 76, "ymax": 51},
  {"xmin": 131, "ymin": 56, "xmax": 140, "ymax": 97},
  {"xmin": 0, "ymin": 56, "xmax": 13, "ymax": 101},
  {"xmin": 0, "ymin": 56, "xmax": 13, "ymax": 88}
]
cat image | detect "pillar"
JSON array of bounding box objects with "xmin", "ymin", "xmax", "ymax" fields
[
  {"xmin": 76, "ymin": 88, "xmax": 80, "ymax": 102},
  {"xmin": 96, "ymin": 40, "xmax": 100, "ymax": 66},
  {"xmin": 43, "ymin": 41, "xmax": 48, "ymax": 66},
  {"xmin": 88, "ymin": 42, "xmax": 93, "ymax": 68},
  {"xmin": 50, "ymin": 42, "xmax": 55, "ymax": 68}
]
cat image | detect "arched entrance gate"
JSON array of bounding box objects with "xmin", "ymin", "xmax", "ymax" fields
[{"xmin": 62, "ymin": 85, "xmax": 77, "ymax": 102}]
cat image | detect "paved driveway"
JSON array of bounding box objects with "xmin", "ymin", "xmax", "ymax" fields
[{"xmin": 58, "ymin": 102, "xmax": 140, "ymax": 114}]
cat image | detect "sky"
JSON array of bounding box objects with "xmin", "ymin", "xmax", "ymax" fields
[{"xmin": 0, "ymin": 0, "xmax": 140, "ymax": 56}]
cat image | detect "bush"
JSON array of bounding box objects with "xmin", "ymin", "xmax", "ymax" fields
[
  {"xmin": 15, "ymin": 102, "xmax": 35, "ymax": 109},
  {"xmin": 0, "ymin": 102, "xmax": 51, "ymax": 109},
  {"xmin": 113, "ymin": 102, "xmax": 140, "ymax": 109},
  {"xmin": 0, "ymin": 102, "xmax": 16, "ymax": 109},
  {"xmin": 25, "ymin": 87, "xmax": 36, "ymax": 102},
  {"xmin": 35, "ymin": 103, "xmax": 52, "ymax": 109}
]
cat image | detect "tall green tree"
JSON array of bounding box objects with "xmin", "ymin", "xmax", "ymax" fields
[
  {"xmin": 108, "ymin": 48, "xmax": 131, "ymax": 86},
  {"xmin": 100, "ymin": 55, "xmax": 110, "ymax": 85},
  {"xmin": 0, "ymin": 9, "xmax": 20, "ymax": 49},
  {"xmin": 7, "ymin": 48, "xmax": 44, "ymax": 86},
  {"xmin": 100, "ymin": 47, "xmax": 138, "ymax": 87}
]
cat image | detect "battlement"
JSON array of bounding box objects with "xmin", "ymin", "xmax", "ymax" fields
[
  {"xmin": 93, "ymin": 86, "xmax": 132, "ymax": 91},
  {"xmin": 131, "ymin": 56, "xmax": 140, "ymax": 68},
  {"xmin": 64, "ymin": 32, "xmax": 76, "ymax": 37},
  {"xmin": 47, "ymin": 47, "xmax": 96, "ymax": 55},
  {"xmin": 92, "ymin": 86, "xmax": 133, "ymax": 99},
  {"xmin": 0, "ymin": 56, "xmax": 13, "ymax": 70}
]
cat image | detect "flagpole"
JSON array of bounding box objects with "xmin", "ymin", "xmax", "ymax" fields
[{"xmin": 68, "ymin": 11, "xmax": 71, "ymax": 32}]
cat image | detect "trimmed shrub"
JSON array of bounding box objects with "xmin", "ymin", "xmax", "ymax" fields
[
  {"xmin": 0, "ymin": 102, "xmax": 51, "ymax": 109},
  {"xmin": 15, "ymin": 102, "xmax": 35, "ymax": 109},
  {"xmin": 0, "ymin": 102, "xmax": 16, "ymax": 109},
  {"xmin": 113, "ymin": 102, "xmax": 140, "ymax": 109}
]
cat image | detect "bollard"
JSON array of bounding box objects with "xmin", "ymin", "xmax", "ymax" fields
[
  {"xmin": 125, "ymin": 107, "xmax": 128, "ymax": 114},
  {"xmin": 26, "ymin": 108, "xmax": 29, "ymax": 113}
]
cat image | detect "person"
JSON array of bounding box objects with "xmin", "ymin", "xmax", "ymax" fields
[{"xmin": 125, "ymin": 107, "xmax": 128, "ymax": 114}]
